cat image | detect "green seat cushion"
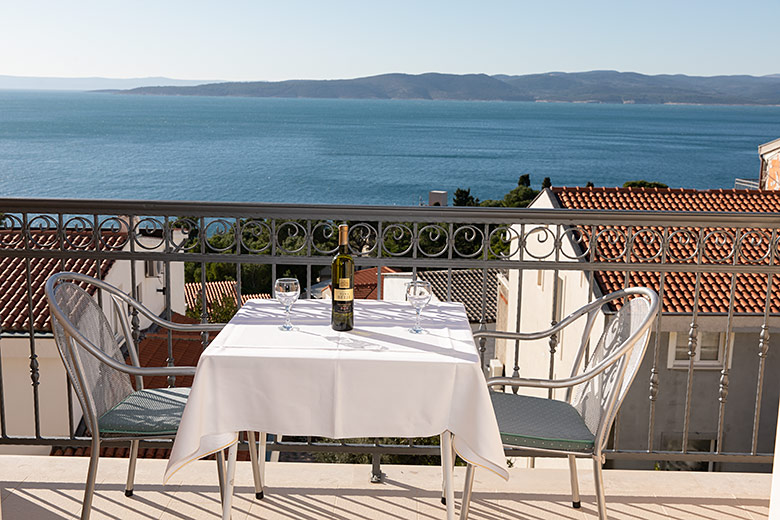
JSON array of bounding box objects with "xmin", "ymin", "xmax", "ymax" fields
[
  {"xmin": 98, "ymin": 387, "xmax": 190, "ymax": 436},
  {"xmin": 491, "ymin": 391, "xmax": 595, "ymax": 453}
]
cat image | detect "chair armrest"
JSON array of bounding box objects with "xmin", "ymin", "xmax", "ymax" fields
[
  {"xmin": 487, "ymin": 341, "xmax": 630, "ymax": 390},
  {"xmin": 149, "ymin": 317, "xmax": 226, "ymax": 333},
  {"xmin": 487, "ymin": 305, "xmax": 655, "ymax": 391},
  {"xmin": 475, "ymin": 287, "xmax": 657, "ymax": 346},
  {"xmin": 487, "ymin": 375, "xmax": 580, "ymax": 390},
  {"xmin": 114, "ymin": 364, "xmax": 197, "ymax": 378},
  {"xmin": 473, "ymin": 296, "xmax": 604, "ymax": 343}
]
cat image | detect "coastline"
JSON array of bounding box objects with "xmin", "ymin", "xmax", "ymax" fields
[{"xmin": 81, "ymin": 89, "xmax": 780, "ymax": 108}]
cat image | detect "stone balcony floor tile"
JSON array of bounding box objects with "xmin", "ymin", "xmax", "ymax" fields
[{"xmin": 0, "ymin": 455, "xmax": 771, "ymax": 519}]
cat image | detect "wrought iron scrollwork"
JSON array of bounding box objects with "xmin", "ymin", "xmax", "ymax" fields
[
  {"xmin": 381, "ymin": 223, "xmax": 414, "ymax": 256},
  {"xmin": 417, "ymin": 224, "xmax": 448, "ymax": 258},
  {"xmin": 203, "ymin": 219, "xmax": 236, "ymax": 252},
  {"xmin": 133, "ymin": 217, "xmax": 166, "ymax": 251},
  {"xmin": 240, "ymin": 219, "xmax": 272, "ymax": 253},
  {"xmin": 275, "ymin": 221, "xmax": 307, "ymax": 255},
  {"xmin": 27, "ymin": 215, "xmax": 60, "ymax": 249},
  {"xmin": 452, "ymin": 224, "xmax": 484, "ymax": 258},
  {"xmin": 349, "ymin": 223, "xmax": 378, "ymax": 256}
]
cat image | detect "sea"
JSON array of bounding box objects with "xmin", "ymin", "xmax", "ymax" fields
[{"xmin": 2, "ymin": 90, "xmax": 780, "ymax": 206}]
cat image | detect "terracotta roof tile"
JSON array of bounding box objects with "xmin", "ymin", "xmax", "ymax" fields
[
  {"xmin": 551, "ymin": 187, "xmax": 780, "ymax": 314},
  {"xmin": 325, "ymin": 267, "xmax": 400, "ymax": 300},
  {"xmin": 0, "ymin": 230, "xmax": 125, "ymax": 333},
  {"xmin": 132, "ymin": 312, "xmax": 211, "ymax": 389},
  {"xmin": 184, "ymin": 280, "xmax": 271, "ymax": 314},
  {"xmin": 354, "ymin": 266, "xmax": 399, "ymax": 300}
]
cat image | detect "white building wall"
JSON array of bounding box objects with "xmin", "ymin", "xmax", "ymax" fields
[
  {"xmin": 381, "ymin": 273, "xmax": 441, "ymax": 305},
  {"xmin": 500, "ymin": 190, "xmax": 606, "ymax": 400},
  {"xmin": 0, "ymin": 337, "xmax": 67, "ymax": 454}
]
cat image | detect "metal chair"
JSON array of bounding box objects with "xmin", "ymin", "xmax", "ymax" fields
[
  {"xmin": 460, "ymin": 287, "xmax": 659, "ymax": 520},
  {"xmin": 45, "ymin": 272, "xmax": 265, "ymax": 520}
]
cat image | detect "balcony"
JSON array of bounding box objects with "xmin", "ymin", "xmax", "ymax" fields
[
  {"xmin": 0, "ymin": 455, "xmax": 770, "ymax": 519},
  {"xmin": 0, "ymin": 194, "xmax": 778, "ymax": 517}
]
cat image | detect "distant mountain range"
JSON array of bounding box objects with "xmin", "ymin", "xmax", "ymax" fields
[
  {"xmin": 0, "ymin": 75, "xmax": 220, "ymax": 91},
  {"xmin": 95, "ymin": 71, "xmax": 780, "ymax": 105}
]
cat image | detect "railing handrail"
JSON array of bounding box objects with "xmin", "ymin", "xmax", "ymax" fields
[{"xmin": 3, "ymin": 196, "xmax": 780, "ymax": 227}]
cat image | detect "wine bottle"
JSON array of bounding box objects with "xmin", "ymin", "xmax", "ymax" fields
[{"xmin": 331, "ymin": 224, "xmax": 354, "ymax": 331}]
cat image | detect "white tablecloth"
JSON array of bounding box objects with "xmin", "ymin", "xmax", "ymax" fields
[{"xmin": 164, "ymin": 299, "xmax": 508, "ymax": 482}]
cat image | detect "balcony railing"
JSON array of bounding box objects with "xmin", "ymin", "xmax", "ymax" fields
[
  {"xmin": 734, "ymin": 178, "xmax": 760, "ymax": 190},
  {"xmin": 0, "ymin": 198, "xmax": 777, "ymax": 476}
]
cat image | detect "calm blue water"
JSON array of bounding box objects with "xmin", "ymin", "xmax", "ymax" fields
[{"xmin": 2, "ymin": 90, "xmax": 780, "ymax": 206}]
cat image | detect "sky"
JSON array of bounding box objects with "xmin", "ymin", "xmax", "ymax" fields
[{"xmin": 0, "ymin": 0, "xmax": 776, "ymax": 81}]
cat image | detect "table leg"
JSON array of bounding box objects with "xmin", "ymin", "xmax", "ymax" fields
[
  {"xmin": 441, "ymin": 440, "xmax": 456, "ymax": 504},
  {"xmin": 441, "ymin": 431, "xmax": 455, "ymax": 520},
  {"xmin": 222, "ymin": 441, "xmax": 238, "ymax": 520},
  {"xmin": 247, "ymin": 431, "xmax": 264, "ymax": 499},
  {"xmin": 259, "ymin": 432, "xmax": 267, "ymax": 486}
]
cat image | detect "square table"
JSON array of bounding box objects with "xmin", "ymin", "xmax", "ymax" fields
[{"xmin": 165, "ymin": 299, "xmax": 508, "ymax": 519}]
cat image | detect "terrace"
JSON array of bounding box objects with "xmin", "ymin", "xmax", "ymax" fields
[
  {"xmin": 0, "ymin": 193, "xmax": 777, "ymax": 518},
  {"xmin": 0, "ymin": 456, "xmax": 770, "ymax": 519}
]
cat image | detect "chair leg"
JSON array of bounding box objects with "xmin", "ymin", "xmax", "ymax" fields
[
  {"xmin": 80, "ymin": 437, "xmax": 100, "ymax": 520},
  {"xmin": 593, "ymin": 455, "xmax": 608, "ymax": 519},
  {"xmin": 460, "ymin": 463, "xmax": 475, "ymax": 520},
  {"xmin": 568, "ymin": 454, "xmax": 581, "ymax": 508},
  {"xmin": 216, "ymin": 449, "xmax": 226, "ymax": 503},
  {"xmin": 247, "ymin": 431, "xmax": 264, "ymax": 499},
  {"xmin": 125, "ymin": 439, "xmax": 140, "ymax": 497}
]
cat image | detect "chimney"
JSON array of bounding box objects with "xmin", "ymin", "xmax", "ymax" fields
[{"xmin": 428, "ymin": 190, "xmax": 448, "ymax": 207}]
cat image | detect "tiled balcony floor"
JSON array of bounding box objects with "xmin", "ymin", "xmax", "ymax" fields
[{"xmin": 0, "ymin": 455, "xmax": 771, "ymax": 519}]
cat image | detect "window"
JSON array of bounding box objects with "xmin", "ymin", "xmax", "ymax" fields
[
  {"xmin": 667, "ymin": 331, "xmax": 733, "ymax": 369},
  {"xmin": 553, "ymin": 275, "xmax": 565, "ymax": 356},
  {"xmin": 145, "ymin": 260, "xmax": 163, "ymax": 278}
]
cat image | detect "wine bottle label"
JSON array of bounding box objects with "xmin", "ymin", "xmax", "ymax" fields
[
  {"xmin": 338, "ymin": 277, "xmax": 351, "ymax": 289},
  {"xmin": 334, "ymin": 301, "xmax": 353, "ymax": 314},
  {"xmin": 333, "ymin": 288, "xmax": 354, "ymax": 301}
]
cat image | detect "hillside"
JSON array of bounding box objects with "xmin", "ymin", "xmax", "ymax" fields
[
  {"xmin": 103, "ymin": 73, "xmax": 530, "ymax": 101},
  {"xmin": 101, "ymin": 71, "xmax": 780, "ymax": 105},
  {"xmin": 496, "ymin": 71, "xmax": 780, "ymax": 104}
]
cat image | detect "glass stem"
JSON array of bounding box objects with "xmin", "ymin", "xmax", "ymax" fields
[
  {"xmin": 285, "ymin": 306, "xmax": 292, "ymax": 329},
  {"xmin": 415, "ymin": 308, "xmax": 421, "ymax": 331}
]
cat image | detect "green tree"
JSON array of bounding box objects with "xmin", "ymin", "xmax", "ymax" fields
[
  {"xmin": 586, "ymin": 181, "xmax": 595, "ymax": 187},
  {"xmin": 502, "ymin": 184, "xmax": 537, "ymax": 208},
  {"xmin": 183, "ymin": 219, "xmax": 310, "ymax": 295},
  {"xmin": 475, "ymin": 174, "xmax": 545, "ymax": 208},
  {"xmin": 453, "ymin": 188, "xmax": 478, "ymax": 207},
  {"xmin": 623, "ymin": 180, "xmax": 668, "ymax": 188},
  {"xmin": 185, "ymin": 293, "xmax": 238, "ymax": 323}
]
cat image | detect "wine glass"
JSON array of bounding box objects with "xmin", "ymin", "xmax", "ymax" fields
[
  {"xmin": 406, "ymin": 280, "xmax": 432, "ymax": 334},
  {"xmin": 274, "ymin": 278, "xmax": 300, "ymax": 331}
]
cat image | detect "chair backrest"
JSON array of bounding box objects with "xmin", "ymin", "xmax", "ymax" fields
[
  {"xmin": 49, "ymin": 279, "xmax": 134, "ymax": 434},
  {"xmin": 570, "ymin": 291, "xmax": 655, "ymax": 450}
]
